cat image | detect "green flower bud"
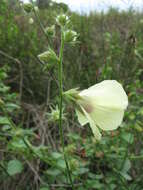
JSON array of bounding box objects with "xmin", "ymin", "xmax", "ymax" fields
[
  {"xmin": 29, "ymin": 18, "xmax": 34, "ymax": 24},
  {"xmin": 64, "ymin": 30, "xmax": 77, "ymax": 43},
  {"xmin": 45, "ymin": 25, "xmax": 55, "ymax": 37},
  {"xmin": 56, "ymin": 14, "xmax": 69, "ymax": 26},
  {"xmin": 45, "ymin": 105, "xmax": 66, "ymax": 123},
  {"xmin": 38, "ymin": 48, "xmax": 59, "ymax": 64},
  {"xmin": 34, "ymin": 6, "xmax": 39, "ymax": 12},
  {"xmin": 63, "ymin": 88, "xmax": 81, "ymax": 103},
  {"xmin": 23, "ymin": 3, "xmax": 33, "ymax": 13}
]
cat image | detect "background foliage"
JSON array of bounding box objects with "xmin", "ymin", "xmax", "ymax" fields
[{"xmin": 0, "ymin": 0, "xmax": 143, "ymax": 189}]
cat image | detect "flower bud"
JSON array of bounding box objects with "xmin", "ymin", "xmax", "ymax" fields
[
  {"xmin": 45, "ymin": 25, "xmax": 55, "ymax": 37},
  {"xmin": 63, "ymin": 88, "xmax": 81, "ymax": 103},
  {"xmin": 29, "ymin": 18, "xmax": 34, "ymax": 24},
  {"xmin": 23, "ymin": 3, "xmax": 33, "ymax": 13},
  {"xmin": 56, "ymin": 14, "xmax": 69, "ymax": 26},
  {"xmin": 49, "ymin": 2, "xmax": 53, "ymax": 7},
  {"xmin": 45, "ymin": 105, "xmax": 66, "ymax": 123},
  {"xmin": 38, "ymin": 48, "xmax": 59, "ymax": 64},
  {"xmin": 34, "ymin": 6, "xmax": 39, "ymax": 12},
  {"xmin": 64, "ymin": 30, "xmax": 77, "ymax": 43}
]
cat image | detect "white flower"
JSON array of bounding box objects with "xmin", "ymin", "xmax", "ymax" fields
[{"xmin": 75, "ymin": 80, "xmax": 128, "ymax": 140}]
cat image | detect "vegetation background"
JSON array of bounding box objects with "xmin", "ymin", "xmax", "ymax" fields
[{"xmin": 0, "ymin": 0, "xmax": 143, "ymax": 189}]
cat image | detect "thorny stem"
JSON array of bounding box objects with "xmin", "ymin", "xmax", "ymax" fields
[{"xmin": 58, "ymin": 30, "xmax": 75, "ymax": 189}]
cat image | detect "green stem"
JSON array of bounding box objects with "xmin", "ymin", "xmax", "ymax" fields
[
  {"xmin": 30, "ymin": 0, "xmax": 52, "ymax": 46},
  {"xmin": 58, "ymin": 30, "xmax": 74, "ymax": 189}
]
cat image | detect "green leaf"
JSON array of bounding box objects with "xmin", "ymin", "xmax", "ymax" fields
[
  {"xmin": 40, "ymin": 187, "xmax": 50, "ymax": 190},
  {"xmin": 7, "ymin": 159, "xmax": 23, "ymax": 176},
  {"xmin": 46, "ymin": 168, "xmax": 61, "ymax": 176},
  {"xmin": 122, "ymin": 159, "xmax": 131, "ymax": 173},
  {"xmin": 0, "ymin": 116, "xmax": 11, "ymax": 125},
  {"xmin": 2, "ymin": 125, "xmax": 11, "ymax": 131},
  {"xmin": 57, "ymin": 159, "xmax": 66, "ymax": 169},
  {"xmin": 78, "ymin": 167, "xmax": 89, "ymax": 174},
  {"xmin": 51, "ymin": 152, "xmax": 62, "ymax": 159},
  {"xmin": 120, "ymin": 172, "xmax": 132, "ymax": 181},
  {"xmin": 5, "ymin": 103, "xmax": 20, "ymax": 111},
  {"xmin": 9, "ymin": 139, "xmax": 27, "ymax": 149},
  {"xmin": 121, "ymin": 133, "xmax": 134, "ymax": 144}
]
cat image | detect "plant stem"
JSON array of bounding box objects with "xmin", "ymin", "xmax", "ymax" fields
[
  {"xmin": 58, "ymin": 30, "xmax": 74, "ymax": 189},
  {"xmin": 30, "ymin": 0, "xmax": 52, "ymax": 46}
]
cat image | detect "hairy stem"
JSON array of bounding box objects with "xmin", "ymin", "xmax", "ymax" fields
[{"xmin": 58, "ymin": 30, "xmax": 74, "ymax": 189}]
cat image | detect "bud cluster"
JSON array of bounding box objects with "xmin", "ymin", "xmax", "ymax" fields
[
  {"xmin": 37, "ymin": 14, "xmax": 78, "ymax": 69},
  {"xmin": 56, "ymin": 14, "xmax": 69, "ymax": 27},
  {"xmin": 64, "ymin": 30, "xmax": 77, "ymax": 43},
  {"xmin": 23, "ymin": 3, "xmax": 38, "ymax": 13},
  {"xmin": 38, "ymin": 48, "xmax": 59, "ymax": 64},
  {"xmin": 23, "ymin": 3, "xmax": 33, "ymax": 13},
  {"xmin": 56, "ymin": 14, "xmax": 78, "ymax": 43}
]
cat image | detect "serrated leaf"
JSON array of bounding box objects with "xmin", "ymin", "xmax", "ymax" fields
[{"xmin": 7, "ymin": 159, "xmax": 23, "ymax": 176}]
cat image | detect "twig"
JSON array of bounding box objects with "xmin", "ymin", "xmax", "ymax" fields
[{"xmin": 26, "ymin": 160, "xmax": 49, "ymax": 187}]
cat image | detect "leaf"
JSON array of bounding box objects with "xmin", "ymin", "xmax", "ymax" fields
[
  {"xmin": 122, "ymin": 159, "xmax": 131, "ymax": 173},
  {"xmin": 57, "ymin": 159, "xmax": 66, "ymax": 169},
  {"xmin": 7, "ymin": 160, "xmax": 23, "ymax": 176},
  {"xmin": 40, "ymin": 187, "xmax": 50, "ymax": 190},
  {"xmin": 0, "ymin": 116, "xmax": 11, "ymax": 125},
  {"xmin": 78, "ymin": 167, "xmax": 89, "ymax": 174},
  {"xmin": 121, "ymin": 133, "xmax": 134, "ymax": 144},
  {"xmin": 51, "ymin": 152, "xmax": 62, "ymax": 159},
  {"xmin": 120, "ymin": 172, "xmax": 132, "ymax": 181},
  {"xmin": 46, "ymin": 169, "xmax": 61, "ymax": 176},
  {"xmin": 2, "ymin": 125, "xmax": 11, "ymax": 131},
  {"xmin": 9, "ymin": 139, "xmax": 27, "ymax": 149},
  {"xmin": 5, "ymin": 103, "xmax": 20, "ymax": 111}
]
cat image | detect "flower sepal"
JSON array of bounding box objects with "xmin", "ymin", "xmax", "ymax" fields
[
  {"xmin": 38, "ymin": 48, "xmax": 59, "ymax": 65},
  {"xmin": 63, "ymin": 88, "xmax": 81, "ymax": 103}
]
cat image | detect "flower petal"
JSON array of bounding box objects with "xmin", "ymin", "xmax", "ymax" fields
[
  {"xmin": 80, "ymin": 106, "xmax": 101, "ymax": 140},
  {"xmin": 76, "ymin": 109, "xmax": 88, "ymax": 126},
  {"xmin": 89, "ymin": 119, "xmax": 101, "ymax": 140},
  {"xmin": 79, "ymin": 80, "xmax": 128, "ymax": 110},
  {"xmin": 90, "ymin": 104, "xmax": 124, "ymax": 130}
]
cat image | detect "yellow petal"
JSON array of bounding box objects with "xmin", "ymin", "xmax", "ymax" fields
[
  {"xmin": 78, "ymin": 80, "xmax": 128, "ymax": 131},
  {"xmin": 80, "ymin": 106, "xmax": 101, "ymax": 140},
  {"xmin": 90, "ymin": 104, "xmax": 124, "ymax": 130},
  {"xmin": 80, "ymin": 80, "xmax": 128, "ymax": 110},
  {"xmin": 76, "ymin": 109, "xmax": 88, "ymax": 126}
]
